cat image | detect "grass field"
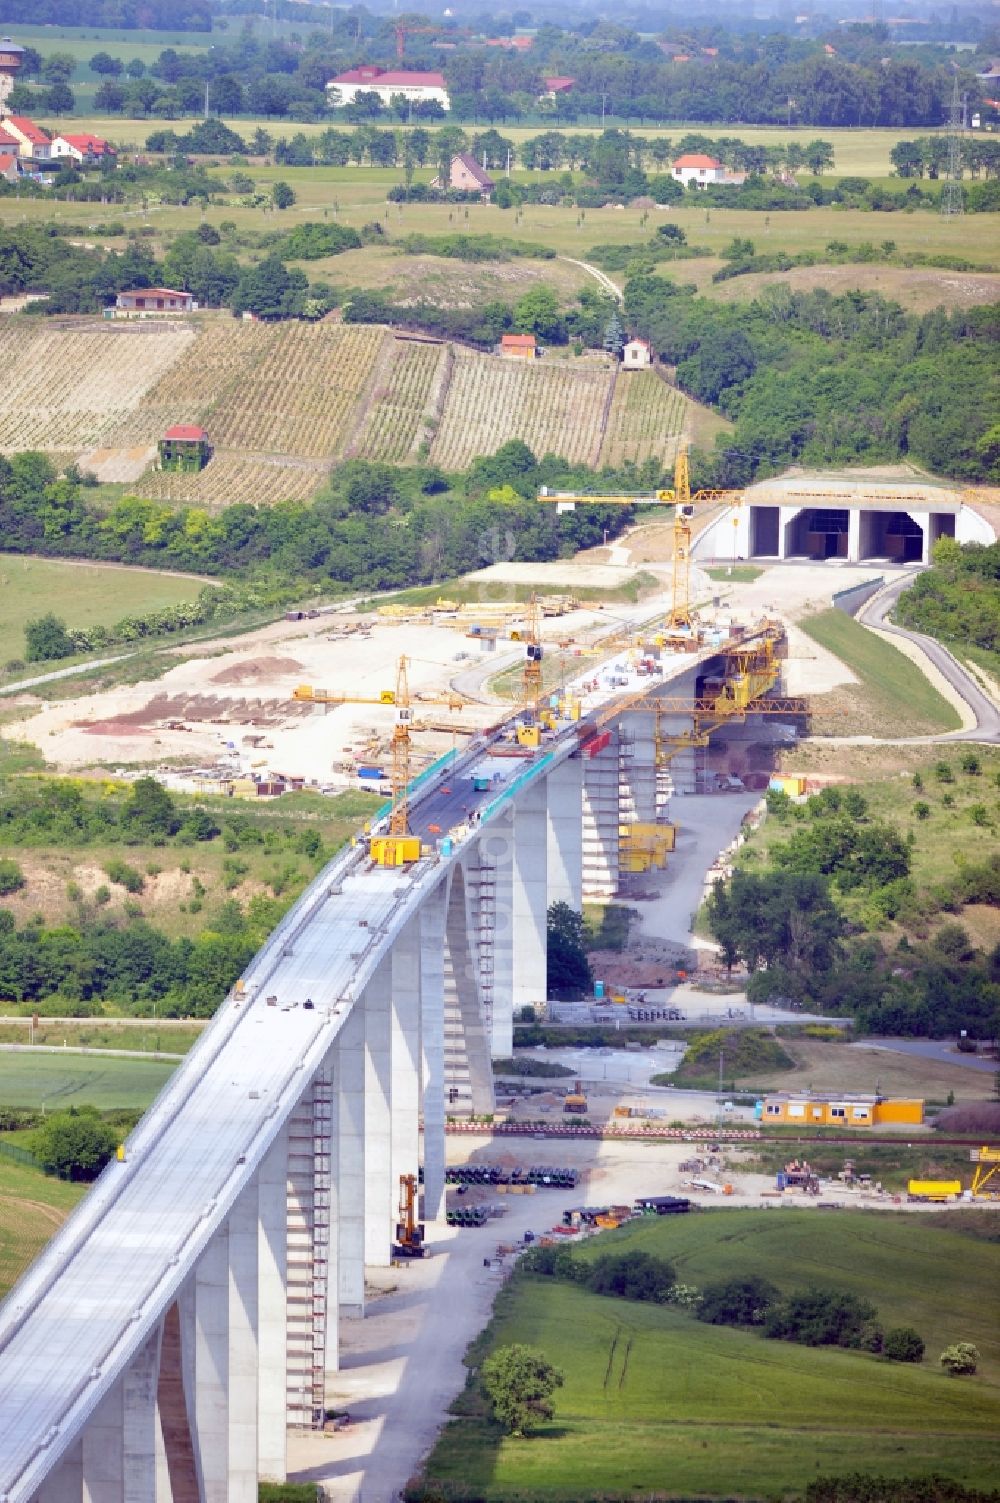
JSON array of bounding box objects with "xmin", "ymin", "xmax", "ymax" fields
[
  {"xmin": 0, "ymin": 1052, "xmax": 176, "ymax": 1109},
  {"xmin": 0, "ymin": 1021, "xmax": 202, "ymax": 1053},
  {"xmin": 733, "ymin": 1034, "xmax": 992, "ymax": 1105},
  {"xmin": 0, "ymin": 1156, "xmax": 86, "ymax": 1301},
  {"xmin": 801, "ymin": 607, "xmax": 961, "ymax": 736},
  {"xmin": 425, "ymin": 1210, "xmax": 1000, "ymax": 1499},
  {"xmin": 0, "ymin": 553, "xmax": 213, "ymax": 666},
  {"xmin": 2, "ymin": 131, "xmax": 997, "ymax": 285}
]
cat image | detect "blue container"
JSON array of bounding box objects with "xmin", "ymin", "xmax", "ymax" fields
[
  {"xmin": 441, "ymin": 837, "xmax": 453, "ymax": 856},
  {"xmin": 358, "ymin": 766, "xmax": 382, "ymax": 781},
  {"xmin": 776, "ymin": 1172, "xmax": 787, "ymax": 1190},
  {"xmin": 594, "ymin": 980, "xmax": 605, "ymax": 1000}
]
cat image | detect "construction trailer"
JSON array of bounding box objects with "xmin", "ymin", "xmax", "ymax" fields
[{"xmin": 757, "ymin": 1093, "xmax": 924, "ymax": 1128}]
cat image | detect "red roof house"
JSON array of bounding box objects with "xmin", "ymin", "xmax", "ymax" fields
[
  {"xmin": 4, "ymin": 116, "xmax": 51, "ymax": 159},
  {"xmin": 500, "ymin": 333, "xmax": 537, "ymax": 359},
  {"xmin": 51, "ymin": 132, "xmax": 116, "ymax": 163},
  {"xmin": 543, "ymin": 76, "xmax": 576, "ymax": 93}
]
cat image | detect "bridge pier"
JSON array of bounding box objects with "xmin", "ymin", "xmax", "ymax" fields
[
  {"xmin": 547, "ymin": 755, "xmax": 584, "ymax": 910},
  {"xmin": 420, "ymin": 879, "xmax": 447, "ymax": 1223}
]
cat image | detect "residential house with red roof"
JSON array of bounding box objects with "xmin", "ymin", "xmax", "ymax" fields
[
  {"xmin": 672, "ymin": 153, "xmax": 744, "ymax": 188},
  {"xmin": 500, "ymin": 333, "xmax": 536, "ymax": 360},
  {"xmin": 3, "ymin": 116, "xmax": 51, "ymax": 162},
  {"xmin": 326, "ymin": 66, "xmax": 450, "ymax": 111},
  {"xmin": 51, "ymin": 133, "xmax": 116, "ymax": 164}
]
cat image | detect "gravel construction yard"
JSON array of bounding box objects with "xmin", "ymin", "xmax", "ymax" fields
[{"xmin": 288, "ymin": 1134, "xmax": 998, "ymax": 1502}]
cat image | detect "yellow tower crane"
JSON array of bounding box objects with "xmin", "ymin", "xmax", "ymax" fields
[
  {"xmin": 538, "ymin": 447, "xmax": 745, "ymax": 632},
  {"xmin": 292, "ymin": 657, "xmax": 468, "ymax": 866}
]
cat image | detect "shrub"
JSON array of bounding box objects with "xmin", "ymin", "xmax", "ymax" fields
[
  {"xmin": 34, "ymin": 1106, "xmax": 118, "ymax": 1181},
  {"xmin": 587, "ymin": 1250, "xmax": 676, "ymax": 1303},
  {"xmin": 940, "ymin": 1342, "xmax": 979, "ymax": 1375},
  {"xmin": 104, "ymin": 859, "xmax": 144, "ymax": 894},
  {"xmin": 764, "ymin": 1286, "xmax": 878, "ymax": 1348},
  {"xmin": 883, "ymin": 1326, "xmax": 925, "ymax": 1363},
  {"xmin": 0, "ymin": 858, "xmax": 26, "ymax": 895},
  {"xmin": 698, "ymin": 1275, "xmax": 780, "ymax": 1327}
]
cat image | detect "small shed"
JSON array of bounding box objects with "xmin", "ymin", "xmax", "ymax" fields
[
  {"xmin": 623, "ymin": 336, "xmax": 652, "ymax": 369},
  {"xmin": 159, "ymin": 424, "xmax": 210, "ymax": 472},
  {"xmin": 500, "ymin": 333, "xmax": 536, "ymax": 360}
]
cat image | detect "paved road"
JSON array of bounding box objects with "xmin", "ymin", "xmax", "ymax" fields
[
  {"xmin": 858, "ymin": 575, "xmax": 1000, "ymax": 744},
  {"xmin": 853, "ymin": 1038, "xmax": 998, "ymax": 1075}
]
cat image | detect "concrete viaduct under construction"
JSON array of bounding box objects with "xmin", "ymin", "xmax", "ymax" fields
[{"xmin": 0, "ymin": 625, "xmax": 792, "ymax": 1503}]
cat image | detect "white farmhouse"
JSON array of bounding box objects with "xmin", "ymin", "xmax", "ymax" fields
[{"xmin": 671, "ymin": 152, "xmax": 727, "ymax": 187}]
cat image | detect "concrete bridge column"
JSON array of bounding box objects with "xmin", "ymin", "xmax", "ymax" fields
[
  {"xmin": 391, "ymin": 914, "xmax": 422, "ymax": 1200},
  {"xmin": 81, "ymin": 1380, "xmax": 125, "ymax": 1502},
  {"xmin": 511, "ymin": 778, "xmax": 548, "ymax": 1015},
  {"xmin": 420, "ymin": 877, "xmax": 448, "ymax": 1223},
  {"xmin": 228, "ymin": 1180, "xmax": 259, "ymax": 1503},
  {"xmin": 335, "ymin": 1004, "xmax": 366, "ymax": 1318},
  {"xmin": 191, "ymin": 1224, "xmax": 230, "ymax": 1503},
  {"xmin": 122, "ymin": 1325, "xmax": 162, "ymax": 1503},
  {"xmin": 258, "ymin": 1130, "xmax": 288, "ymax": 1475},
  {"xmin": 546, "ymin": 756, "xmax": 583, "ymax": 911},
  {"xmin": 36, "ymin": 1440, "xmax": 83, "ymax": 1503},
  {"xmin": 445, "ymin": 864, "xmax": 494, "ymax": 1116},
  {"xmin": 847, "ymin": 508, "xmax": 861, "ymax": 563},
  {"xmin": 482, "ymin": 810, "xmax": 516, "ymax": 1058},
  {"xmin": 363, "ymin": 959, "xmax": 393, "ymax": 1268},
  {"xmin": 582, "ymin": 736, "xmax": 620, "ymax": 896}
]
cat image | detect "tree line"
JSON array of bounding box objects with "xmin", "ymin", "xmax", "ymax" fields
[
  {"xmin": 0, "ymin": 444, "xmax": 635, "ymax": 605},
  {"xmin": 11, "ymin": 12, "xmax": 992, "ymax": 127}
]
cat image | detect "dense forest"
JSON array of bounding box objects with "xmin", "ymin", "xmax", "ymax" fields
[{"xmin": 623, "ymin": 278, "xmax": 1000, "ymax": 483}]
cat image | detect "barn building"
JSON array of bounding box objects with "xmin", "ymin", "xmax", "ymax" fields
[
  {"xmin": 692, "ymin": 470, "xmax": 994, "ymax": 566},
  {"xmin": 158, "ymin": 424, "xmax": 210, "ymax": 472}
]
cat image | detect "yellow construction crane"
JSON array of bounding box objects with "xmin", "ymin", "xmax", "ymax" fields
[
  {"xmin": 538, "ymin": 447, "xmax": 745, "ymax": 631},
  {"xmin": 970, "ymin": 1146, "xmax": 1000, "ymax": 1199},
  {"xmin": 292, "ymin": 659, "xmax": 468, "ymax": 866}
]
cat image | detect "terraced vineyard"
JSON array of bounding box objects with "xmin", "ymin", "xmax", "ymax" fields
[
  {"xmin": 0, "ymin": 319, "xmax": 695, "ymax": 502},
  {"xmin": 0, "ymin": 323, "xmax": 194, "ymax": 452},
  {"xmin": 599, "ymin": 369, "xmax": 689, "ymax": 468},
  {"xmin": 352, "ymin": 339, "xmax": 446, "ymax": 463},
  {"xmin": 104, "ymin": 321, "xmax": 270, "ymax": 446},
  {"xmin": 134, "ymin": 454, "xmax": 325, "ymax": 509},
  {"xmin": 429, "ymin": 354, "xmax": 613, "ymax": 470},
  {"xmin": 206, "ymin": 322, "xmax": 384, "ymax": 459}
]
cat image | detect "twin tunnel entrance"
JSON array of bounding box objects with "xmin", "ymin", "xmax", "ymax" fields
[{"xmin": 747, "ymin": 505, "xmax": 956, "ymax": 564}]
